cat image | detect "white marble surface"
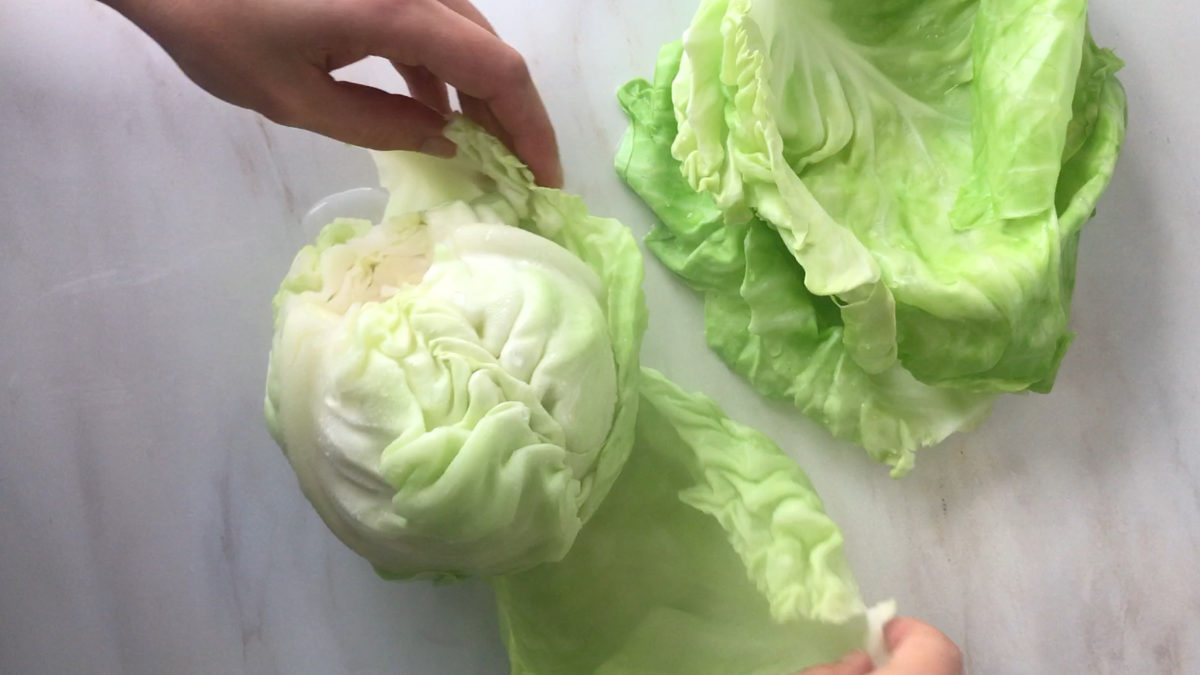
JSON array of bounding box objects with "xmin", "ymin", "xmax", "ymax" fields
[{"xmin": 1, "ymin": 1, "xmax": 1197, "ymax": 673}]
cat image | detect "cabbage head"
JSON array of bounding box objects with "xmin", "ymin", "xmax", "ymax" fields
[{"xmin": 265, "ymin": 118, "xmax": 645, "ymax": 578}]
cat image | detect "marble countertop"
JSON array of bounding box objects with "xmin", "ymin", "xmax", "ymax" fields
[{"xmin": 2, "ymin": 1, "xmax": 1197, "ymax": 673}]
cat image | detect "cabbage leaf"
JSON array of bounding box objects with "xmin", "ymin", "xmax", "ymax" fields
[
  {"xmin": 493, "ymin": 368, "xmax": 890, "ymax": 675},
  {"xmin": 617, "ymin": 0, "xmax": 1126, "ymax": 473}
]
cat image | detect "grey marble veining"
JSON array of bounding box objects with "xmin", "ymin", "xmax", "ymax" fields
[{"xmin": 2, "ymin": 1, "xmax": 1197, "ymax": 673}]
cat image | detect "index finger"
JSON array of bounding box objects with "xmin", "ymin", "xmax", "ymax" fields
[{"xmin": 356, "ymin": 0, "xmax": 561, "ymax": 187}]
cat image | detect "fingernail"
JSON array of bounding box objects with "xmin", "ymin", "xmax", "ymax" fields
[{"xmin": 420, "ymin": 137, "xmax": 457, "ymax": 158}]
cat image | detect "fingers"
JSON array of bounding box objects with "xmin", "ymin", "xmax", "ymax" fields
[
  {"xmin": 876, "ymin": 618, "xmax": 963, "ymax": 675},
  {"xmin": 355, "ymin": 0, "xmax": 561, "ymax": 187},
  {"xmin": 795, "ymin": 618, "xmax": 962, "ymax": 675},
  {"xmin": 796, "ymin": 651, "xmax": 874, "ymax": 675},
  {"xmin": 393, "ymin": 62, "xmax": 451, "ymax": 114},
  {"xmin": 274, "ymin": 72, "xmax": 455, "ymax": 156},
  {"xmin": 392, "ymin": 67, "xmax": 515, "ymax": 172},
  {"xmin": 428, "ymin": 0, "xmax": 550, "ymax": 183},
  {"xmin": 433, "ymin": 0, "xmax": 497, "ymax": 33},
  {"xmin": 458, "ymin": 93, "xmax": 511, "ymax": 148},
  {"xmin": 432, "ymin": 0, "xmax": 509, "ymax": 142}
]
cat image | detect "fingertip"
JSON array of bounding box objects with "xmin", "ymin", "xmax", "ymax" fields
[
  {"xmin": 882, "ymin": 616, "xmax": 919, "ymax": 651},
  {"xmin": 537, "ymin": 160, "xmax": 564, "ymax": 189},
  {"xmin": 419, "ymin": 136, "xmax": 458, "ymax": 159},
  {"xmin": 524, "ymin": 124, "xmax": 562, "ymax": 189},
  {"xmin": 519, "ymin": 134, "xmax": 563, "ymax": 189}
]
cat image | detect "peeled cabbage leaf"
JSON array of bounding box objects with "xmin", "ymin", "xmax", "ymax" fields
[
  {"xmin": 617, "ymin": 0, "xmax": 1126, "ymax": 473},
  {"xmin": 493, "ymin": 368, "xmax": 891, "ymax": 674},
  {"xmin": 265, "ymin": 118, "xmax": 646, "ymax": 578}
]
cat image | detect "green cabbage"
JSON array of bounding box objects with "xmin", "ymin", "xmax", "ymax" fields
[
  {"xmin": 265, "ymin": 118, "xmax": 645, "ymax": 578},
  {"xmin": 617, "ymin": 0, "xmax": 1126, "ymax": 473},
  {"xmin": 493, "ymin": 368, "xmax": 891, "ymax": 674}
]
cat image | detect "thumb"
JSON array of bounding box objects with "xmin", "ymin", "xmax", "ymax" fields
[
  {"xmin": 273, "ymin": 72, "xmax": 456, "ymax": 156},
  {"xmin": 876, "ymin": 618, "xmax": 963, "ymax": 675}
]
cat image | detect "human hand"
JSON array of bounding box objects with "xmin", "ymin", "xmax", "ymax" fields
[
  {"xmin": 798, "ymin": 617, "xmax": 963, "ymax": 675},
  {"xmin": 102, "ymin": 0, "xmax": 562, "ymax": 187}
]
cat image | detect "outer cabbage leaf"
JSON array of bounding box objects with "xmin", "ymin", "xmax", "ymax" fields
[
  {"xmin": 492, "ymin": 368, "xmax": 891, "ymax": 674},
  {"xmin": 265, "ymin": 118, "xmax": 646, "ymax": 578},
  {"xmin": 619, "ymin": 43, "xmax": 993, "ymax": 474},
  {"xmin": 618, "ymin": 0, "xmax": 1125, "ymax": 471}
]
